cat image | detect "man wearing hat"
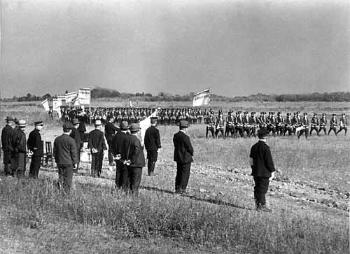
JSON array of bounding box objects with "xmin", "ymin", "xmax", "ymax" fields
[
  {"xmin": 297, "ymin": 113, "xmax": 309, "ymax": 139},
  {"xmin": 27, "ymin": 121, "xmax": 44, "ymax": 178},
  {"xmin": 328, "ymin": 114, "xmax": 338, "ymax": 136},
  {"xmin": 11, "ymin": 119, "xmax": 27, "ymax": 177},
  {"xmin": 111, "ymin": 121, "xmax": 130, "ymax": 190},
  {"xmin": 249, "ymin": 128, "xmax": 276, "ymax": 212},
  {"xmin": 319, "ymin": 113, "xmax": 327, "ymax": 135},
  {"xmin": 105, "ymin": 116, "xmax": 119, "ymax": 166},
  {"xmin": 70, "ymin": 118, "xmax": 82, "ymax": 172},
  {"xmin": 1, "ymin": 116, "xmax": 15, "ymax": 176},
  {"xmin": 88, "ymin": 119, "xmax": 107, "ymax": 177},
  {"xmin": 310, "ymin": 113, "xmax": 320, "ymax": 136},
  {"xmin": 173, "ymin": 120, "xmax": 194, "ymax": 194},
  {"xmin": 144, "ymin": 117, "xmax": 161, "ymax": 176},
  {"xmin": 337, "ymin": 113, "xmax": 347, "ymax": 136},
  {"xmin": 53, "ymin": 122, "xmax": 78, "ymax": 193},
  {"xmin": 126, "ymin": 123, "xmax": 145, "ymax": 195}
]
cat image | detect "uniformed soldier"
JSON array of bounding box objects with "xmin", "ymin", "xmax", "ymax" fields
[
  {"xmin": 337, "ymin": 113, "xmax": 347, "ymax": 135},
  {"xmin": 276, "ymin": 112, "xmax": 284, "ymax": 136},
  {"xmin": 297, "ymin": 113, "xmax": 309, "ymax": 139},
  {"xmin": 27, "ymin": 121, "xmax": 44, "ymax": 178},
  {"xmin": 105, "ymin": 116, "xmax": 119, "ymax": 166},
  {"xmin": 11, "ymin": 120, "xmax": 27, "ymax": 177},
  {"xmin": 328, "ymin": 114, "xmax": 338, "ymax": 136},
  {"xmin": 249, "ymin": 112, "xmax": 258, "ymax": 137},
  {"xmin": 1, "ymin": 116, "xmax": 15, "ymax": 176},
  {"xmin": 319, "ymin": 113, "xmax": 327, "ymax": 135},
  {"xmin": 225, "ymin": 111, "xmax": 235, "ymax": 137},
  {"xmin": 284, "ymin": 113, "xmax": 294, "ymax": 136},
  {"xmin": 88, "ymin": 120, "xmax": 107, "ymax": 177},
  {"xmin": 235, "ymin": 111, "xmax": 244, "ymax": 137},
  {"xmin": 242, "ymin": 112, "xmax": 251, "ymax": 137},
  {"xmin": 309, "ymin": 113, "xmax": 320, "ymax": 136},
  {"xmin": 215, "ymin": 114, "xmax": 225, "ymax": 138},
  {"xmin": 206, "ymin": 113, "xmax": 215, "ymax": 138},
  {"xmin": 267, "ymin": 112, "xmax": 276, "ymax": 136}
]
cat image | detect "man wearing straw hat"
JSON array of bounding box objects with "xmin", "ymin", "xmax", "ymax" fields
[
  {"xmin": 88, "ymin": 119, "xmax": 107, "ymax": 177},
  {"xmin": 12, "ymin": 119, "xmax": 27, "ymax": 177},
  {"xmin": 1, "ymin": 116, "xmax": 15, "ymax": 176},
  {"xmin": 173, "ymin": 120, "xmax": 194, "ymax": 194},
  {"xmin": 27, "ymin": 121, "xmax": 44, "ymax": 178}
]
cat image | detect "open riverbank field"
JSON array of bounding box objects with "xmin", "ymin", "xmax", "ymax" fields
[{"xmin": 0, "ymin": 100, "xmax": 349, "ymax": 253}]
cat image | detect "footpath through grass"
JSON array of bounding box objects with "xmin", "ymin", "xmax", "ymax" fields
[{"xmin": 0, "ymin": 177, "xmax": 348, "ymax": 254}]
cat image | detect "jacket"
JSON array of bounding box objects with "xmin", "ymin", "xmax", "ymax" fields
[
  {"xmin": 250, "ymin": 140, "xmax": 275, "ymax": 177},
  {"xmin": 105, "ymin": 122, "xmax": 119, "ymax": 142},
  {"xmin": 88, "ymin": 129, "xmax": 107, "ymax": 153},
  {"xmin": 53, "ymin": 134, "xmax": 78, "ymax": 165},
  {"xmin": 27, "ymin": 129, "xmax": 44, "ymax": 157},
  {"xmin": 127, "ymin": 134, "xmax": 145, "ymax": 168},
  {"xmin": 12, "ymin": 127, "xmax": 27, "ymax": 154},
  {"xmin": 111, "ymin": 131, "xmax": 130, "ymax": 160},
  {"xmin": 69, "ymin": 128, "xmax": 82, "ymax": 152},
  {"xmin": 1, "ymin": 124, "xmax": 13, "ymax": 152},
  {"xmin": 144, "ymin": 126, "xmax": 161, "ymax": 151},
  {"xmin": 173, "ymin": 131, "xmax": 193, "ymax": 164}
]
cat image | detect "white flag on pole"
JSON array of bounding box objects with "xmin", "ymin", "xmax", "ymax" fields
[
  {"xmin": 193, "ymin": 89, "xmax": 210, "ymax": 107},
  {"xmin": 139, "ymin": 108, "xmax": 158, "ymax": 146},
  {"xmin": 41, "ymin": 99, "xmax": 50, "ymax": 111}
]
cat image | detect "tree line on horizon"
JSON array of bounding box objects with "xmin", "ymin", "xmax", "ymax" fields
[{"xmin": 1, "ymin": 87, "xmax": 350, "ymax": 102}]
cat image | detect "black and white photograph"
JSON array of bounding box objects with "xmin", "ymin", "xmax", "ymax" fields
[{"xmin": 0, "ymin": 0, "xmax": 349, "ymax": 253}]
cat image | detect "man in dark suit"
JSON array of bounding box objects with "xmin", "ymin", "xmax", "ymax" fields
[
  {"xmin": 1, "ymin": 116, "xmax": 15, "ymax": 176},
  {"xmin": 111, "ymin": 121, "xmax": 130, "ymax": 190},
  {"xmin": 88, "ymin": 120, "xmax": 107, "ymax": 177},
  {"xmin": 27, "ymin": 121, "xmax": 44, "ymax": 178},
  {"xmin": 126, "ymin": 123, "xmax": 145, "ymax": 195},
  {"xmin": 70, "ymin": 118, "xmax": 82, "ymax": 172},
  {"xmin": 105, "ymin": 116, "xmax": 119, "ymax": 166},
  {"xmin": 144, "ymin": 117, "xmax": 161, "ymax": 176},
  {"xmin": 53, "ymin": 122, "xmax": 78, "ymax": 193},
  {"xmin": 173, "ymin": 120, "xmax": 194, "ymax": 194},
  {"xmin": 12, "ymin": 120, "xmax": 27, "ymax": 178},
  {"xmin": 249, "ymin": 128, "xmax": 276, "ymax": 212}
]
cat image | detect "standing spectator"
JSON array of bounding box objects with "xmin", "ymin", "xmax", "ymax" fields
[
  {"xmin": 88, "ymin": 120, "xmax": 107, "ymax": 177},
  {"xmin": 70, "ymin": 118, "xmax": 82, "ymax": 172},
  {"xmin": 1, "ymin": 116, "xmax": 15, "ymax": 176},
  {"xmin": 249, "ymin": 128, "xmax": 276, "ymax": 212},
  {"xmin": 173, "ymin": 120, "xmax": 194, "ymax": 194},
  {"xmin": 53, "ymin": 122, "xmax": 78, "ymax": 193},
  {"xmin": 111, "ymin": 121, "xmax": 130, "ymax": 190},
  {"xmin": 12, "ymin": 120, "xmax": 27, "ymax": 177},
  {"xmin": 78, "ymin": 116, "xmax": 86, "ymax": 146},
  {"xmin": 105, "ymin": 116, "xmax": 119, "ymax": 166},
  {"xmin": 126, "ymin": 123, "xmax": 145, "ymax": 195},
  {"xmin": 27, "ymin": 121, "xmax": 44, "ymax": 178},
  {"xmin": 144, "ymin": 117, "xmax": 161, "ymax": 176}
]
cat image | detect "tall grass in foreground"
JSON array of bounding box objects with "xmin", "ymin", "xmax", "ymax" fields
[{"xmin": 1, "ymin": 178, "xmax": 348, "ymax": 254}]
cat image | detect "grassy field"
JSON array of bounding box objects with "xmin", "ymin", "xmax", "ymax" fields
[{"xmin": 0, "ymin": 100, "xmax": 349, "ymax": 253}]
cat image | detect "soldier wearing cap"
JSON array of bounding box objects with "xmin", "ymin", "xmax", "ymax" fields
[
  {"xmin": 297, "ymin": 113, "xmax": 309, "ymax": 139},
  {"xmin": 173, "ymin": 120, "xmax": 194, "ymax": 194},
  {"xmin": 284, "ymin": 113, "xmax": 294, "ymax": 136},
  {"xmin": 53, "ymin": 122, "xmax": 78, "ymax": 193},
  {"xmin": 1, "ymin": 116, "xmax": 15, "ymax": 176},
  {"xmin": 205, "ymin": 113, "xmax": 215, "ymax": 138},
  {"xmin": 276, "ymin": 112, "xmax": 284, "ymax": 136},
  {"xmin": 337, "ymin": 113, "xmax": 347, "ymax": 135},
  {"xmin": 225, "ymin": 111, "xmax": 235, "ymax": 137},
  {"xmin": 328, "ymin": 114, "xmax": 338, "ymax": 136},
  {"xmin": 11, "ymin": 120, "xmax": 27, "ymax": 177},
  {"xmin": 70, "ymin": 118, "xmax": 82, "ymax": 172},
  {"xmin": 235, "ymin": 111, "xmax": 244, "ymax": 137},
  {"xmin": 249, "ymin": 128, "xmax": 276, "ymax": 212},
  {"xmin": 310, "ymin": 113, "xmax": 320, "ymax": 136},
  {"xmin": 88, "ymin": 119, "xmax": 107, "ymax": 177},
  {"xmin": 105, "ymin": 116, "xmax": 119, "ymax": 166},
  {"xmin": 111, "ymin": 121, "xmax": 130, "ymax": 190},
  {"xmin": 215, "ymin": 113, "xmax": 225, "ymax": 138},
  {"xmin": 319, "ymin": 113, "xmax": 327, "ymax": 135},
  {"xmin": 126, "ymin": 123, "xmax": 145, "ymax": 195},
  {"xmin": 27, "ymin": 121, "xmax": 44, "ymax": 178},
  {"xmin": 144, "ymin": 117, "xmax": 161, "ymax": 176}
]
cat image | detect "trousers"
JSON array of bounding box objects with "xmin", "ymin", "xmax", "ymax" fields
[
  {"xmin": 127, "ymin": 167, "xmax": 142, "ymax": 195},
  {"xmin": 57, "ymin": 164, "xmax": 73, "ymax": 193},
  {"xmin": 175, "ymin": 162, "xmax": 191, "ymax": 193},
  {"xmin": 91, "ymin": 152, "xmax": 104, "ymax": 177},
  {"xmin": 253, "ymin": 177, "xmax": 270, "ymax": 207},
  {"xmin": 29, "ymin": 156, "xmax": 42, "ymax": 178}
]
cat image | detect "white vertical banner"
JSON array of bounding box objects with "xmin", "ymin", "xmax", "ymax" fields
[
  {"xmin": 78, "ymin": 88, "xmax": 91, "ymax": 105},
  {"xmin": 41, "ymin": 99, "xmax": 50, "ymax": 111},
  {"xmin": 65, "ymin": 91, "xmax": 78, "ymax": 104},
  {"xmin": 193, "ymin": 89, "xmax": 210, "ymax": 107},
  {"xmin": 52, "ymin": 98, "xmax": 62, "ymax": 118}
]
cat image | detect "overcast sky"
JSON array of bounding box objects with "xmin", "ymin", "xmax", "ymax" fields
[{"xmin": 0, "ymin": 0, "xmax": 349, "ymax": 98}]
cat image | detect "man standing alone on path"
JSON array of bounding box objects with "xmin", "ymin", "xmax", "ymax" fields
[
  {"xmin": 53, "ymin": 122, "xmax": 78, "ymax": 193},
  {"xmin": 105, "ymin": 116, "xmax": 119, "ymax": 166},
  {"xmin": 249, "ymin": 128, "xmax": 276, "ymax": 212},
  {"xmin": 1, "ymin": 116, "xmax": 15, "ymax": 176},
  {"xmin": 144, "ymin": 117, "xmax": 161, "ymax": 176},
  {"xmin": 88, "ymin": 120, "xmax": 107, "ymax": 177},
  {"xmin": 111, "ymin": 121, "xmax": 130, "ymax": 190},
  {"xmin": 126, "ymin": 123, "xmax": 145, "ymax": 195},
  {"xmin": 27, "ymin": 121, "xmax": 44, "ymax": 178},
  {"xmin": 173, "ymin": 120, "xmax": 193, "ymax": 194}
]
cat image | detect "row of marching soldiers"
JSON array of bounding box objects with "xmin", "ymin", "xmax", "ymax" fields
[{"xmin": 205, "ymin": 111, "xmax": 348, "ymax": 139}]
